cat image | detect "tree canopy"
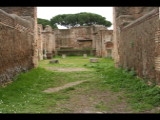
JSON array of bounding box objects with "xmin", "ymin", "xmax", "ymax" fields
[
  {"xmin": 50, "ymin": 12, "xmax": 112, "ymax": 29},
  {"xmin": 37, "ymin": 18, "xmax": 58, "ymax": 29}
]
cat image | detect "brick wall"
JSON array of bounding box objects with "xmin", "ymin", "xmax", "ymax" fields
[
  {"xmin": 37, "ymin": 24, "xmax": 43, "ymax": 60},
  {"xmin": 42, "ymin": 25, "xmax": 55, "ymax": 55},
  {"xmin": 0, "ymin": 8, "xmax": 35, "ymax": 85},
  {"xmin": 114, "ymin": 7, "xmax": 160, "ymax": 84},
  {"xmin": 0, "ymin": 7, "xmax": 35, "ymax": 18},
  {"xmin": 53, "ymin": 25, "xmax": 113, "ymax": 57}
]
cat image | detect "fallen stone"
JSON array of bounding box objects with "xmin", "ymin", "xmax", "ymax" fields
[
  {"xmin": 90, "ymin": 58, "xmax": 99, "ymax": 63},
  {"xmin": 43, "ymin": 80, "xmax": 88, "ymax": 93},
  {"xmin": 83, "ymin": 54, "xmax": 87, "ymax": 58},
  {"xmin": 62, "ymin": 54, "xmax": 66, "ymax": 58},
  {"xmin": 49, "ymin": 59, "xmax": 59, "ymax": 64}
]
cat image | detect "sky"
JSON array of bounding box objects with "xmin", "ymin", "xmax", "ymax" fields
[{"xmin": 37, "ymin": 7, "xmax": 113, "ymax": 30}]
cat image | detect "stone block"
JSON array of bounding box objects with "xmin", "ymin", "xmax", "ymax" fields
[
  {"xmin": 62, "ymin": 54, "xmax": 66, "ymax": 58},
  {"xmin": 83, "ymin": 54, "xmax": 87, "ymax": 58},
  {"xmin": 49, "ymin": 59, "xmax": 59, "ymax": 64},
  {"xmin": 90, "ymin": 58, "xmax": 99, "ymax": 63}
]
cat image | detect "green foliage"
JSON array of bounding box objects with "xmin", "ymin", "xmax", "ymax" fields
[
  {"xmin": 0, "ymin": 56, "xmax": 160, "ymax": 113},
  {"xmin": 37, "ymin": 18, "xmax": 58, "ymax": 29},
  {"xmin": 84, "ymin": 59, "xmax": 160, "ymax": 112},
  {"xmin": 0, "ymin": 56, "xmax": 95, "ymax": 113},
  {"xmin": 50, "ymin": 12, "xmax": 112, "ymax": 28}
]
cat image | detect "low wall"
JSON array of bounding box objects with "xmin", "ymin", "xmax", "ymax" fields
[{"xmin": 57, "ymin": 49, "xmax": 96, "ymax": 56}]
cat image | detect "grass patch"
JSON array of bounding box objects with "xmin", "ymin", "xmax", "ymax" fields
[
  {"xmin": 0, "ymin": 56, "xmax": 97, "ymax": 113},
  {"xmin": 0, "ymin": 56, "xmax": 160, "ymax": 113},
  {"xmin": 84, "ymin": 58, "xmax": 160, "ymax": 112},
  {"xmin": 95, "ymin": 101, "xmax": 109, "ymax": 111},
  {"xmin": 39, "ymin": 56, "xmax": 92, "ymax": 68}
]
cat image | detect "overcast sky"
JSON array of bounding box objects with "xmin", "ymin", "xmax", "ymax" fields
[{"xmin": 37, "ymin": 7, "xmax": 113, "ymax": 30}]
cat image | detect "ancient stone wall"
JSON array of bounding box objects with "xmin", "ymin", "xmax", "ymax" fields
[
  {"xmin": 54, "ymin": 25, "xmax": 113, "ymax": 57},
  {"xmin": 0, "ymin": 8, "xmax": 37, "ymax": 85},
  {"xmin": 113, "ymin": 7, "xmax": 160, "ymax": 84},
  {"xmin": 91, "ymin": 28, "xmax": 113, "ymax": 57},
  {"xmin": 101, "ymin": 30, "xmax": 113, "ymax": 58},
  {"xmin": 113, "ymin": 7, "xmax": 157, "ymax": 66},
  {"xmin": 42, "ymin": 25, "xmax": 55, "ymax": 58},
  {"xmin": 32, "ymin": 7, "xmax": 38, "ymax": 67},
  {"xmin": 0, "ymin": 7, "xmax": 35, "ymax": 18},
  {"xmin": 37, "ymin": 24, "xmax": 43, "ymax": 60},
  {"xmin": 54, "ymin": 29, "xmax": 75, "ymax": 49}
]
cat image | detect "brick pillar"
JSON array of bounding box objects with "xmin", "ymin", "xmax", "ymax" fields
[
  {"xmin": 32, "ymin": 7, "xmax": 39, "ymax": 67},
  {"xmin": 113, "ymin": 7, "xmax": 120, "ymax": 67}
]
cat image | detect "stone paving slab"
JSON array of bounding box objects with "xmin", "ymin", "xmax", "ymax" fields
[{"xmin": 43, "ymin": 80, "xmax": 88, "ymax": 93}]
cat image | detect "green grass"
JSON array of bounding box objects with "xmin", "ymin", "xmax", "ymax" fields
[
  {"xmin": 95, "ymin": 101, "xmax": 110, "ymax": 111},
  {"xmin": 0, "ymin": 68, "xmax": 96, "ymax": 113},
  {"xmin": 0, "ymin": 56, "xmax": 97, "ymax": 113},
  {"xmin": 39, "ymin": 56, "xmax": 92, "ymax": 68},
  {"xmin": 84, "ymin": 58, "xmax": 160, "ymax": 112},
  {"xmin": 0, "ymin": 56, "xmax": 160, "ymax": 113}
]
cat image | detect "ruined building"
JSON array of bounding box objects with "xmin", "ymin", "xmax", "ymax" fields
[
  {"xmin": 1, "ymin": 7, "xmax": 160, "ymax": 86},
  {"xmin": 39, "ymin": 25, "xmax": 113, "ymax": 58},
  {"xmin": 113, "ymin": 7, "xmax": 160, "ymax": 84},
  {"xmin": 0, "ymin": 7, "xmax": 38, "ymax": 85},
  {"xmin": 0, "ymin": 7, "xmax": 113, "ymax": 86}
]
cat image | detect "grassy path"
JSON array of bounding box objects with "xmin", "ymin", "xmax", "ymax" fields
[{"xmin": 0, "ymin": 56, "xmax": 160, "ymax": 113}]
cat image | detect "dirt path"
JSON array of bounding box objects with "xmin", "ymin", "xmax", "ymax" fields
[
  {"xmin": 42, "ymin": 67, "xmax": 134, "ymax": 113},
  {"xmin": 53, "ymin": 88, "xmax": 133, "ymax": 113},
  {"xmin": 42, "ymin": 66, "xmax": 159, "ymax": 113}
]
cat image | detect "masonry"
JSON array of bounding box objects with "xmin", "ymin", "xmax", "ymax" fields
[
  {"xmin": 41, "ymin": 25, "xmax": 113, "ymax": 58},
  {"xmin": 113, "ymin": 7, "xmax": 160, "ymax": 84},
  {"xmin": 0, "ymin": 7, "xmax": 113, "ymax": 85},
  {"xmin": 0, "ymin": 7, "xmax": 38, "ymax": 85}
]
